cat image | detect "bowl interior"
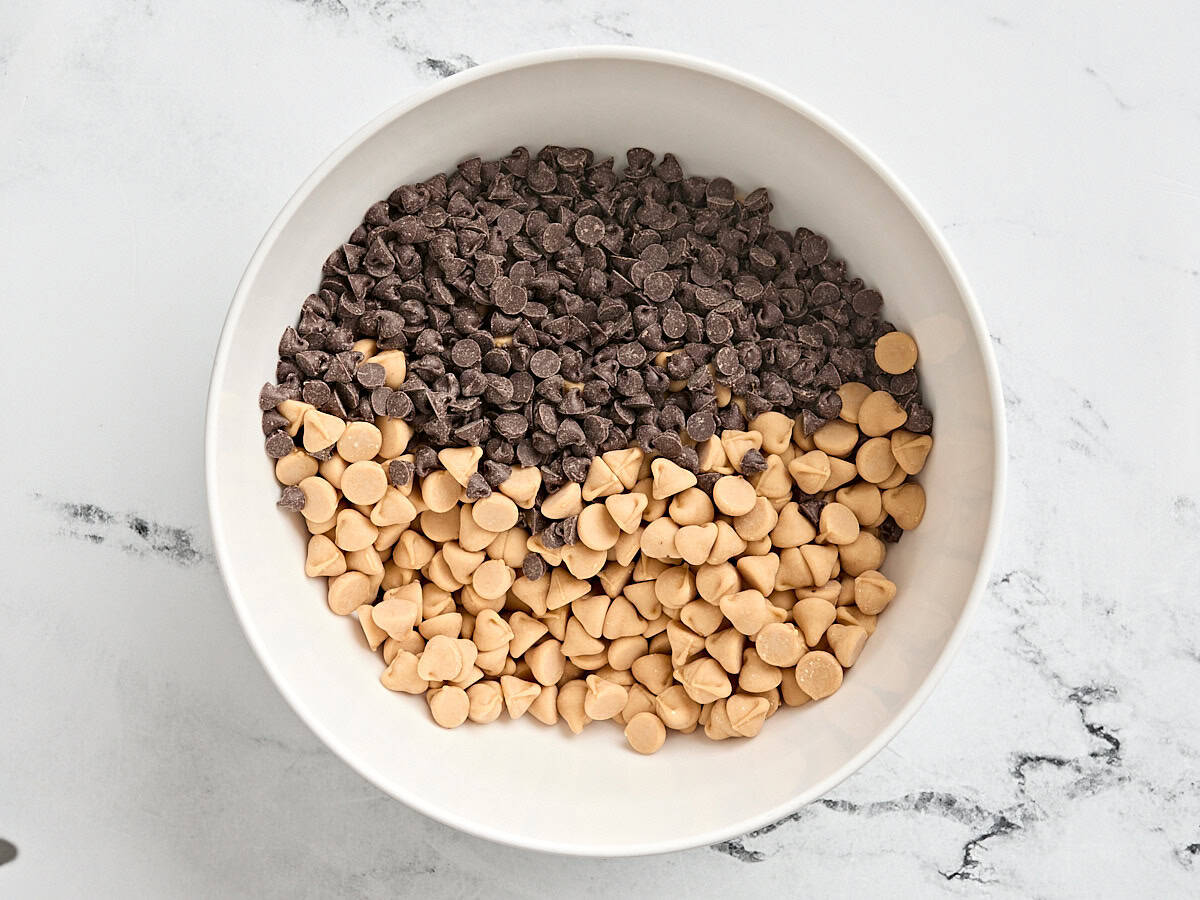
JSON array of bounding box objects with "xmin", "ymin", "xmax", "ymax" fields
[{"xmin": 207, "ymin": 52, "xmax": 999, "ymax": 855}]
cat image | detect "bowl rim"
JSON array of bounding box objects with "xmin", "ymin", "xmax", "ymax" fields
[{"xmin": 205, "ymin": 44, "xmax": 1007, "ymax": 858}]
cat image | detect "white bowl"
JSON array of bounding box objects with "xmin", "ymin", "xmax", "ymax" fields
[{"xmin": 206, "ymin": 47, "xmax": 1004, "ymax": 856}]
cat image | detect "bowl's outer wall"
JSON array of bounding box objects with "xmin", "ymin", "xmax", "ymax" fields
[{"xmin": 207, "ymin": 51, "xmax": 1001, "ymax": 855}]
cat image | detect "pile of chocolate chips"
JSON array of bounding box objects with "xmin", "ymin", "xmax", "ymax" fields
[{"xmin": 262, "ymin": 146, "xmax": 931, "ymax": 535}]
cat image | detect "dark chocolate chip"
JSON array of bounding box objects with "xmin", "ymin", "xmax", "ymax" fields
[
  {"xmin": 277, "ymin": 485, "xmax": 305, "ymax": 511},
  {"xmin": 264, "ymin": 430, "xmax": 295, "ymax": 458}
]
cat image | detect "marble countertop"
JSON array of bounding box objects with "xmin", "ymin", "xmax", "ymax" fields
[{"xmin": 3, "ymin": 0, "xmax": 1198, "ymax": 895}]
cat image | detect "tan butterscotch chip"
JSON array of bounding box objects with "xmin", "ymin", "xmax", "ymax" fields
[
  {"xmin": 733, "ymin": 496, "xmax": 778, "ymax": 542},
  {"xmin": 603, "ymin": 492, "xmax": 648, "ymax": 534},
  {"xmin": 581, "ymin": 457, "xmax": 622, "ymax": 501},
  {"xmin": 599, "ymin": 447, "xmax": 642, "ymax": 490},
  {"xmin": 639, "ymin": 516, "xmax": 680, "ymax": 560},
  {"xmin": 468, "ymin": 492, "xmax": 517, "ymax": 533},
  {"xmin": 623, "ymin": 711, "xmax": 667, "ymax": 754},
  {"xmin": 665, "ymin": 488, "xmax": 711, "ymax": 527},
  {"xmin": 472, "ymin": 608, "xmax": 514, "ymax": 653},
  {"xmin": 632, "ymin": 477, "xmax": 669, "ymax": 521},
  {"xmin": 561, "ymin": 615, "xmax": 605, "ymax": 657},
  {"xmin": 631, "ymin": 653, "xmax": 674, "ymax": 694},
  {"xmin": 526, "ymin": 639, "xmax": 566, "ymax": 686},
  {"xmin": 391, "ymin": 529, "xmax": 434, "ymax": 569},
  {"xmin": 456, "ymin": 505, "xmax": 496, "ymax": 552},
  {"xmin": 499, "ymin": 675, "xmax": 541, "ymax": 719},
  {"xmin": 318, "ymin": 454, "xmax": 347, "ymax": 490},
  {"xmin": 695, "ymin": 562, "xmax": 738, "ymax": 604},
  {"xmin": 427, "ymin": 686, "xmax": 470, "ymax": 728},
  {"xmin": 546, "ymin": 568, "xmax": 590, "ymax": 611},
  {"xmin": 498, "ymin": 466, "xmax": 541, "ymax": 509},
  {"xmin": 773, "ymin": 547, "xmax": 811, "ymax": 591},
  {"xmin": 854, "ymin": 570, "xmax": 897, "ymax": 615},
  {"xmin": 818, "ymin": 502, "xmax": 861, "ymax": 545},
  {"xmin": 836, "ymin": 382, "xmax": 872, "ymax": 424},
  {"xmin": 707, "ymin": 521, "xmax": 747, "ymax": 564},
  {"xmin": 649, "ymin": 458, "xmax": 696, "ymax": 500},
  {"xmin": 839, "ymin": 531, "xmax": 886, "ymax": 577},
  {"xmin": 813, "ymin": 419, "xmax": 859, "ymax": 458},
  {"xmin": 561, "ymin": 542, "xmax": 606, "ymax": 580},
  {"xmin": 334, "ymin": 422, "xmax": 381, "ymax": 463},
  {"xmin": 666, "ymin": 620, "xmax": 705, "ymax": 668},
  {"xmin": 575, "ymin": 503, "xmax": 619, "ymax": 551},
  {"xmin": 755, "ymin": 622, "xmax": 806, "ymax": 667},
  {"xmin": 794, "ymin": 650, "xmax": 843, "ymax": 699},
  {"xmin": 326, "ymin": 571, "xmax": 371, "ymax": 615},
  {"xmin": 623, "ymin": 582, "xmax": 660, "ymax": 621},
  {"xmin": 305, "ymin": 534, "xmax": 346, "ymax": 577},
  {"xmin": 373, "ymin": 586, "xmax": 421, "ymax": 638},
  {"xmin": 556, "ymin": 680, "xmax": 591, "ymax": 734},
  {"xmin": 770, "ymin": 502, "xmax": 816, "ymax": 549},
  {"xmin": 749, "ymin": 412, "xmax": 795, "ymax": 455},
  {"xmin": 334, "ymin": 509, "xmax": 378, "ymax": 552},
  {"xmin": 414, "ymin": 634, "xmax": 462, "ymax": 681},
  {"xmin": 675, "ymin": 523, "xmax": 718, "ymax": 566},
  {"xmin": 472, "ymin": 559, "xmax": 514, "ymax": 600},
  {"xmin": 528, "ymin": 685, "xmax": 559, "ymax": 725},
  {"xmin": 507, "ymin": 612, "xmax": 548, "ymax": 658},
  {"xmin": 877, "ymin": 464, "xmax": 907, "ymax": 491},
  {"xmin": 703, "ymin": 628, "xmax": 743, "ymax": 675},
  {"xmin": 836, "ymin": 483, "xmax": 883, "ymax": 527},
  {"xmin": 736, "ymin": 553, "xmax": 780, "ymax": 595},
  {"xmin": 751, "ymin": 455, "xmax": 792, "ymax": 500},
  {"xmin": 365, "ymin": 349, "xmax": 406, "ymax": 389},
  {"xmin": 712, "ymin": 475, "xmax": 757, "ymax": 517},
  {"xmin": 788, "ymin": 450, "xmax": 832, "ymax": 494},
  {"xmin": 883, "ymin": 482, "xmax": 926, "ymax": 530},
  {"xmin": 603, "ymin": 596, "xmax": 645, "ymax": 639},
  {"xmin": 858, "ymin": 391, "xmax": 909, "ymax": 437},
  {"xmin": 719, "ymin": 589, "xmax": 773, "ymax": 636},
  {"xmin": 465, "ymin": 681, "xmax": 503, "ymax": 723},
  {"xmin": 720, "ymin": 430, "xmax": 763, "ymax": 472},
  {"xmin": 276, "ymin": 449, "xmax": 318, "ymax": 486},
  {"xmin": 653, "ymin": 685, "xmax": 700, "ymax": 730},
  {"xmin": 301, "ymin": 408, "xmax": 346, "ymax": 453},
  {"xmin": 675, "ymin": 657, "xmax": 733, "ymax": 704},
  {"xmin": 276, "ymin": 399, "xmax": 313, "ymax": 437},
  {"xmin": 346, "ymin": 546, "xmax": 383, "ymax": 579},
  {"xmin": 856, "ymin": 437, "xmax": 898, "ymax": 484},
  {"xmin": 727, "ymin": 694, "xmax": 770, "ymax": 737},
  {"xmin": 376, "ymin": 418, "xmax": 413, "ymax": 459},
  {"xmin": 875, "ymin": 330, "xmax": 918, "ymax": 374},
  {"xmin": 583, "ymin": 675, "xmax": 628, "ymax": 720},
  {"xmin": 380, "ymin": 649, "xmax": 428, "ymax": 694},
  {"xmin": 696, "ymin": 436, "xmax": 731, "ymax": 473},
  {"xmin": 370, "ymin": 487, "xmax": 417, "ymax": 528},
  {"xmin": 654, "ymin": 565, "xmax": 696, "ymax": 611},
  {"xmin": 540, "ymin": 482, "xmax": 582, "ymax": 519},
  {"xmin": 607, "ymin": 635, "xmax": 648, "ymax": 671},
  {"xmin": 799, "ymin": 544, "xmax": 837, "ymax": 586},
  {"xmin": 794, "ymin": 596, "xmax": 837, "ymax": 646},
  {"xmin": 296, "ymin": 475, "xmax": 337, "ymax": 523},
  {"xmin": 680, "ymin": 598, "xmax": 725, "ymax": 636},
  {"xmin": 827, "ymin": 623, "xmax": 868, "ymax": 667},
  {"xmin": 419, "ymin": 470, "xmax": 461, "ymax": 514},
  {"xmin": 598, "ymin": 560, "xmax": 634, "ymax": 599},
  {"xmin": 435, "ymin": 446, "xmax": 482, "ymax": 488},
  {"xmin": 891, "ymin": 429, "xmax": 933, "ymax": 475},
  {"xmin": 341, "ymin": 461, "xmax": 388, "ymax": 506},
  {"xmin": 571, "ymin": 594, "xmax": 610, "ymax": 639},
  {"xmin": 738, "ymin": 648, "xmax": 782, "ymax": 693},
  {"xmin": 452, "ymin": 640, "xmax": 480, "ymax": 682}
]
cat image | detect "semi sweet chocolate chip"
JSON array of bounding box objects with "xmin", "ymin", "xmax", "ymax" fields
[
  {"xmin": 264, "ymin": 430, "xmax": 295, "ymax": 458},
  {"xmin": 277, "ymin": 485, "xmax": 306, "ymax": 511}
]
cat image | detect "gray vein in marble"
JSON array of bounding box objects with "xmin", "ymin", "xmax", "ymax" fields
[
  {"xmin": 1084, "ymin": 66, "xmax": 1133, "ymax": 111},
  {"xmin": 39, "ymin": 495, "xmax": 211, "ymax": 565},
  {"xmin": 420, "ymin": 54, "xmax": 478, "ymax": 78}
]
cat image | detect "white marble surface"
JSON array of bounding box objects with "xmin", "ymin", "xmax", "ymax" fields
[{"xmin": 3, "ymin": 0, "xmax": 1198, "ymax": 895}]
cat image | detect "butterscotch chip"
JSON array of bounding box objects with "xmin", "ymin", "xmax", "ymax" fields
[
  {"xmin": 427, "ymin": 686, "xmax": 470, "ymax": 728},
  {"xmin": 854, "ymin": 570, "xmax": 897, "ymax": 615},
  {"xmin": 794, "ymin": 651, "xmax": 843, "ymax": 699},
  {"xmin": 666, "ymin": 620, "xmax": 705, "ymax": 668},
  {"xmin": 561, "ymin": 617, "xmax": 605, "ymax": 657},
  {"xmin": 794, "ymin": 596, "xmax": 837, "ymax": 646},
  {"xmin": 546, "ymin": 568, "xmax": 590, "ymax": 611},
  {"xmin": 733, "ymin": 497, "xmax": 778, "ymax": 542},
  {"xmin": 297, "ymin": 476, "xmax": 338, "ymax": 523},
  {"xmin": 580, "ymin": 456, "xmax": 622, "ymax": 501},
  {"xmin": 696, "ymin": 436, "xmax": 731, "ymax": 472},
  {"xmin": 373, "ymin": 584, "xmax": 421, "ymax": 638},
  {"xmin": 583, "ymin": 675, "xmax": 628, "ymax": 720},
  {"xmin": 788, "ymin": 450, "xmax": 832, "ymax": 494},
  {"xmin": 737, "ymin": 648, "xmax": 781, "ymax": 693},
  {"xmin": 603, "ymin": 493, "xmax": 648, "ymax": 534},
  {"xmin": 541, "ymin": 482, "xmax": 583, "ymax": 519},
  {"xmin": 466, "ymin": 681, "xmax": 504, "ymax": 723},
  {"xmin": 719, "ymin": 589, "xmax": 774, "ymax": 636},
  {"xmin": 703, "ymin": 699, "xmax": 735, "ymax": 740},
  {"xmin": 813, "ymin": 419, "xmax": 859, "ymax": 458},
  {"xmin": 649, "ymin": 458, "xmax": 697, "ymax": 499},
  {"xmin": 602, "ymin": 596, "xmax": 644, "ymax": 639},
  {"xmin": 301, "ymin": 408, "xmax": 347, "ymax": 453},
  {"xmin": 624, "ymin": 711, "xmax": 667, "ymax": 754},
  {"xmin": 276, "ymin": 449, "xmax": 318, "ymax": 486},
  {"xmin": 823, "ymin": 457, "xmax": 858, "ymax": 492},
  {"xmin": 452, "ymin": 639, "xmax": 480, "ymax": 682},
  {"xmin": 749, "ymin": 412, "xmax": 795, "ymax": 455},
  {"xmin": 472, "ymin": 559, "xmax": 514, "ymax": 600},
  {"xmin": 561, "ymin": 542, "xmax": 606, "ymax": 579},
  {"xmin": 836, "ymin": 382, "xmax": 872, "ymax": 424},
  {"xmin": 276, "ymin": 399, "xmax": 313, "ymax": 436},
  {"xmin": 874, "ymin": 330, "xmax": 918, "ymax": 374},
  {"xmin": 651, "ymin": 685, "xmax": 698, "ymax": 730},
  {"xmin": 856, "ymin": 437, "xmax": 898, "ymax": 484},
  {"xmin": 712, "ymin": 475, "xmax": 757, "ymax": 516},
  {"xmin": 755, "ymin": 622, "xmax": 805, "ymax": 667},
  {"xmin": 556, "ymin": 680, "xmax": 591, "ymax": 734},
  {"xmin": 818, "ymin": 502, "xmax": 861, "ymax": 546},
  {"xmin": 380, "ymin": 649, "xmax": 428, "ymax": 694},
  {"xmin": 305, "ymin": 534, "xmax": 346, "ymax": 577},
  {"xmin": 570, "ymin": 651, "xmax": 608, "ymax": 671},
  {"xmin": 346, "ymin": 546, "xmax": 383, "ymax": 579},
  {"xmin": 667, "ymin": 487, "xmax": 713, "ymax": 527},
  {"xmin": 800, "ymin": 543, "xmax": 839, "ymax": 586},
  {"xmin": 891, "ymin": 429, "xmax": 933, "ymax": 475},
  {"xmin": 391, "ymin": 530, "xmax": 434, "ymax": 569},
  {"xmin": 827, "ymin": 623, "xmax": 868, "ymax": 667},
  {"xmin": 438, "ymin": 446, "xmax": 482, "ymax": 487},
  {"xmin": 632, "ymin": 477, "xmax": 668, "ymax": 521},
  {"xmin": 680, "ymin": 598, "xmax": 725, "ymax": 636},
  {"xmin": 419, "ymin": 611, "xmax": 463, "ymax": 641},
  {"xmin": 607, "ymin": 635, "xmax": 648, "ymax": 671},
  {"xmin": 630, "ymin": 653, "xmax": 674, "ymax": 694},
  {"xmin": 572, "ymin": 594, "xmax": 611, "ymax": 639},
  {"xmin": 471, "ymin": 608, "xmax": 513, "ymax": 652},
  {"xmin": 364, "ymin": 349, "xmax": 406, "ymax": 389},
  {"xmin": 500, "ymin": 675, "xmax": 541, "ymax": 718},
  {"xmin": 420, "ymin": 470, "xmax": 461, "ymax": 514},
  {"xmin": 623, "ymin": 582, "xmax": 661, "ymax": 620},
  {"xmin": 528, "ymin": 684, "xmax": 559, "ymax": 725},
  {"xmin": 327, "ymin": 571, "xmax": 371, "ymax": 615},
  {"xmin": 774, "ymin": 547, "xmax": 812, "ymax": 591},
  {"xmin": 336, "ymin": 422, "xmax": 383, "ymax": 463},
  {"xmin": 469, "ymin": 492, "xmax": 518, "ymax": 532},
  {"xmin": 376, "ymin": 418, "xmax": 413, "ymax": 459},
  {"xmin": 639, "ymin": 516, "xmax": 680, "ymax": 560},
  {"xmin": 598, "ymin": 561, "xmax": 635, "ymax": 599},
  {"xmin": 498, "ymin": 466, "xmax": 541, "ymax": 508},
  {"xmin": 858, "ymin": 391, "xmax": 908, "ymax": 437},
  {"xmin": 526, "ymin": 639, "xmax": 566, "ymax": 686},
  {"xmin": 707, "ymin": 521, "xmax": 747, "ymax": 564},
  {"xmin": 883, "ymin": 482, "xmax": 926, "ymax": 530},
  {"xmin": 370, "ymin": 487, "xmax": 417, "ymax": 528},
  {"xmin": 836, "ymin": 482, "xmax": 883, "ymax": 527},
  {"xmin": 504, "ymin": 612, "xmax": 546, "ymax": 658},
  {"xmin": 576, "ymin": 503, "xmax": 621, "ymax": 551},
  {"xmin": 675, "ymin": 657, "xmax": 732, "ymax": 704},
  {"xmin": 839, "ymin": 531, "xmax": 886, "ymax": 577},
  {"xmin": 426, "ymin": 550, "xmax": 462, "ymax": 592},
  {"xmin": 334, "ymin": 509, "xmax": 378, "ymax": 552},
  {"xmin": 726, "ymin": 694, "xmax": 770, "ymax": 737},
  {"xmin": 675, "ymin": 523, "xmax": 718, "ymax": 566},
  {"xmin": 770, "ymin": 502, "xmax": 816, "ymax": 549},
  {"xmin": 654, "ymin": 565, "xmax": 696, "ymax": 611},
  {"xmin": 601, "ymin": 447, "xmax": 643, "ymax": 490},
  {"xmin": 736, "ymin": 553, "xmax": 780, "ymax": 595},
  {"xmin": 340, "ymin": 461, "xmax": 388, "ymax": 506},
  {"xmin": 694, "ymin": 562, "xmax": 738, "ymax": 604},
  {"xmin": 705, "ymin": 628, "xmax": 745, "ymax": 674},
  {"xmin": 316, "ymin": 454, "xmax": 347, "ymax": 490}
]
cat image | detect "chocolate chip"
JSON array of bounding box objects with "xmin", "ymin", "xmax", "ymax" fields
[
  {"xmin": 739, "ymin": 448, "xmax": 767, "ymax": 474},
  {"xmin": 529, "ymin": 349, "xmax": 561, "ymax": 378},
  {"xmin": 264, "ymin": 430, "xmax": 295, "ymax": 458},
  {"xmin": 685, "ymin": 410, "xmax": 717, "ymax": 441},
  {"xmin": 617, "ymin": 342, "xmax": 647, "ymax": 367},
  {"xmin": 387, "ymin": 459, "xmax": 413, "ymax": 487},
  {"xmin": 277, "ymin": 485, "xmax": 305, "ymax": 511},
  {"xmin": 878, "ymin": 516, "xmax": 904, "ymax": 543},
  {"xmin": 522, "ymin": 553, "xmax": 547, "ymax": 581},
  {"xmin": 261, "ymin": 410, "xmax": 289, "ymax": 435},
  {"xmin": 465, "ymin": 473, "xmax": 492, "ymax": 500},
  {"xmin": 450, "ymin": 340, "xmax": 482, "ymax": 368}
]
